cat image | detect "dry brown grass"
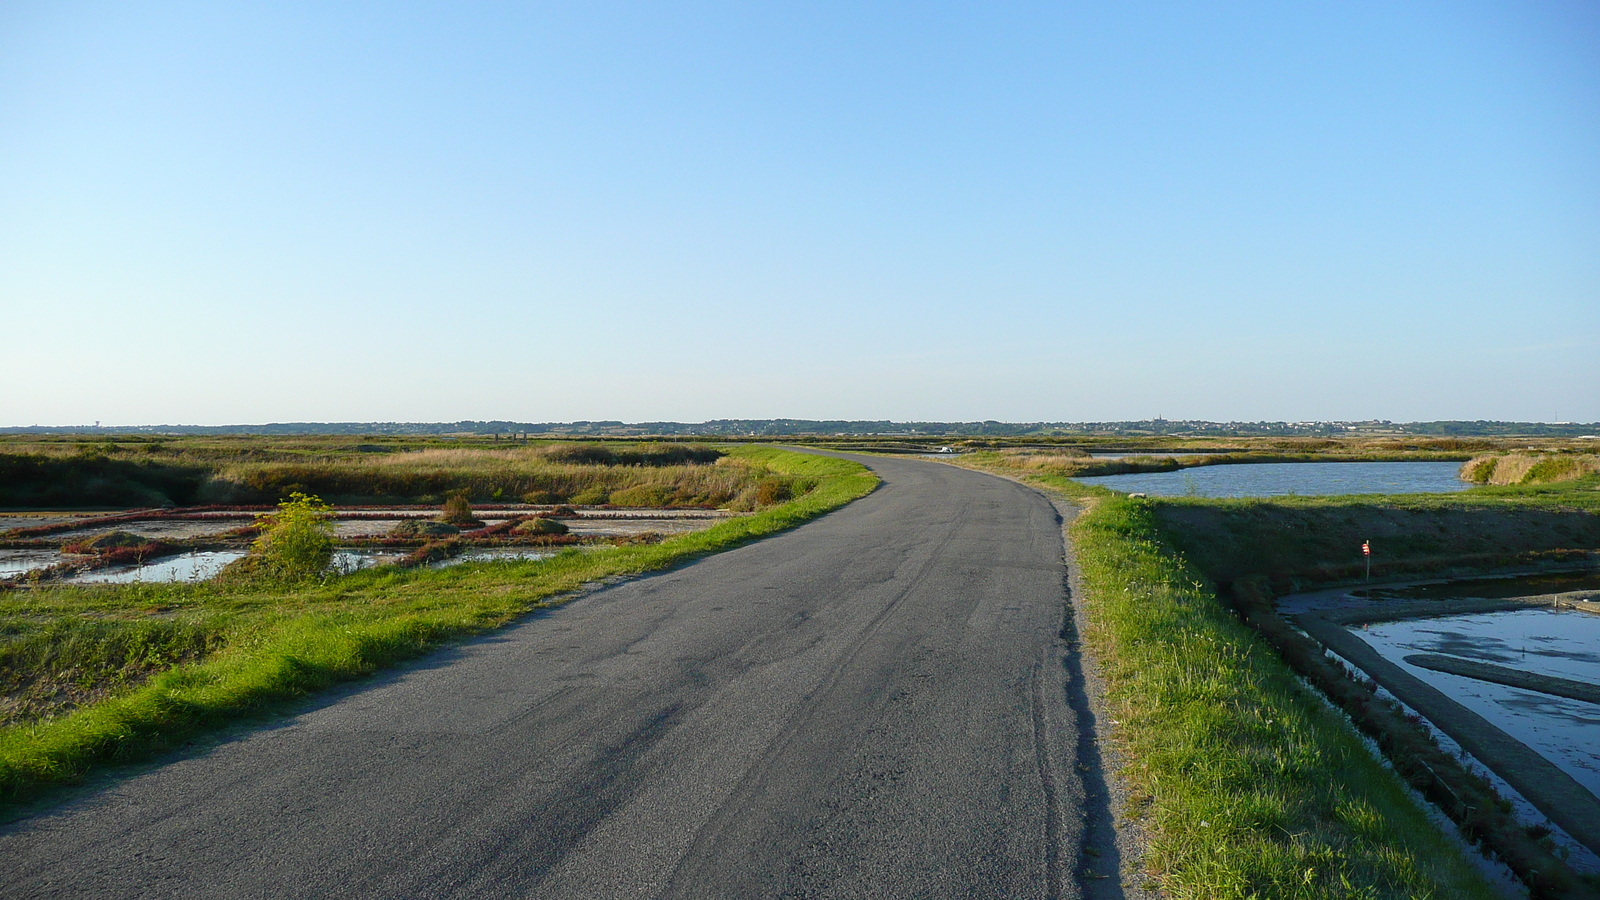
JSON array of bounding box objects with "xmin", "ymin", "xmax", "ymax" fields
[
  {"xmin": 192, "ymin": 448, "xmax": 782, "ymax": 507},
  {"xmin": 1461, "ymin": 453, "xmax": 1600, "ymax": 485},
  {"xmin": 1009, "ymin": 452, "xmax": 1096, "ymax": 473}
]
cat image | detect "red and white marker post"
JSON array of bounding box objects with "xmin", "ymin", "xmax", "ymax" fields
[{"xmin": 1362, "ymin": 540, "xmax": 1371, "ymax": 582}]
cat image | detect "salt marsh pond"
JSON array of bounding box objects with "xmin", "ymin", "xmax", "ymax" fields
[
  {"xmin": 1357, "ymin": 608, "xmax": 1600, "ymax": 797},
  {"xmin": 0, "ymin": 507, "xmax": 740, "ymax": 584},
  {"xmin": 1076, "ymin": 460, "xmax": 1472, "ymax": 497}
]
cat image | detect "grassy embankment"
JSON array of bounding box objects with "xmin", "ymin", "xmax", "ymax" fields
[
  {"xmin": 1148, "ymin": 481, "xmax": 1600, "ymax": 899},
  {"xmin": 952, "ymin": 450, "xmax": 1600, "ymax": 899},
  {"xmin": 0, "ymin": 446, "xmax": 876, "ymax": 814}
]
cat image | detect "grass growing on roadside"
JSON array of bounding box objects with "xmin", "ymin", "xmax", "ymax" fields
[
  {"xmin": 0, "ymin": 447, "xmax": 876, "ymax": 813},
  {"xmin": 1070, "ymin": 497, "xmax": 1497, "ymax": 899},
  {"xmin": 945, "ymin": 456, "xmax": 1501, "ymax": 898}
]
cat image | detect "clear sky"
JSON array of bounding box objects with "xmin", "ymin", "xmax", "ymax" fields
[{"xmin": 3, "ymin": 1, "xmax": 1596, "ymax": 426}]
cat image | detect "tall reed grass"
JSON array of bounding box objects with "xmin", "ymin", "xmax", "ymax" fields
[
  {"xmin": 200, "ymin": 447, "xmax": 776, "ymax": 505},
  {"xmin": 0, "ymin": 439, "xmax": 776, "ymax": 508},
  {"xmin": 1462, "ymin": 453, "xmax": 1600, "ymax": 485}
]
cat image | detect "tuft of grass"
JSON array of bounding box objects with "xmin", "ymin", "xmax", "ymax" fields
[{"xmin": 0, "ymin": 447, "xmax": 876, "ymax": 813}]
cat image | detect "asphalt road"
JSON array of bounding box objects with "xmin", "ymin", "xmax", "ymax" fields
[{"xmin": 0, "ymin": 454, "xmax": 1112, "ymax": 899}]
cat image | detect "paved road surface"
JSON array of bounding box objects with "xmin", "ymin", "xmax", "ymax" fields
[{"xmin": 0, "ymin": 454, "xmax": 1111, "ymax": 899}]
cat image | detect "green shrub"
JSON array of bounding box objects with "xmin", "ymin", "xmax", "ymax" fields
[{"xmin": 251, "ymin": 493, "xmax": 335, "ymax": 581}]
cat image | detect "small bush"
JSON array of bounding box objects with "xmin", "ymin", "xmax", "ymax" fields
[
  {"xmin": 251, "ymin": 493, "xmax": 335, "ymax": 581},
  {"xmin": 1526, "ymin": 456, "xmax": 1583, "ymax": 483},
  {"xmin": 755, "ymin": 477, "xmax": 790, "ymax": 506},
  {"xmin": 521, "ymin": 489, "xmax": 559, "ymax": 504},
  {"xmin": 438, "ymin": 493, "xmax": 482, "ymax": 526}
]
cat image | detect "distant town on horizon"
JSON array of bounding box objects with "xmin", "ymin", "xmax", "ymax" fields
[{"xmin": 5, "ymin": 419, "xmax": 1597, "ymax": 438}]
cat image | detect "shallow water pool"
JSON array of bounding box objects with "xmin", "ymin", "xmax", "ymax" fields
[
  {"xmin": 1074, "ymin": 460, "xmax": 1472, "ymax": 498},
  {"xmin": 1356, "ymin": 609, "xmax": 1600, "ymax": 797},
  {"xmin": 432, "ymin": 548, "xmax": 557, "ymax": 567},
  {"xmin": 0, "ymin": 549, "xmax": 65, "ymax": 578},
  {"xmin": 67, "ymin": 551, "xmax": 248, "ymax": 584}
]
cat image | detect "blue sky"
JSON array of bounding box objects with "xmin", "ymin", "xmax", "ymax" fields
[{"xmin": 2, "ymin": 1, "xmax": 1596, "ymax": 425}]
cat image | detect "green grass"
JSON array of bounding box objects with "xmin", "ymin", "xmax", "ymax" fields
[
  {"xmin": 946, "ymin": 457, "xmax": 1503, "ymax": 899},
  {"xmin": 1069, "ymin": 497, "xmax": 1497, "ymax": 899},
  {"xmin": 0, "ymin": 446, "xmax": 876, "ymax": 813}
]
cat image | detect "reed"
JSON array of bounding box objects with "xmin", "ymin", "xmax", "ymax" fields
[
  {"xmin": 0, "ymin": 439, "xmax": 782, "ymax": 508},
  {"xmin": 1462, "ymin": 453, "xmax": 1600, "ymax": 485}
]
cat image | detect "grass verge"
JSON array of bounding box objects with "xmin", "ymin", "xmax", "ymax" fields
[
  {"xmin": 949, "ymin": 458, "xmax": 1503, "ymax": 899},
  {"xmin": 0, "ymin": 447, "xmax": 876, "ymax": 815}
]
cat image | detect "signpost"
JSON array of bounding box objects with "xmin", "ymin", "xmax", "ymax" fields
[{"xmin": 1362, "ymin": 540, "xmax": 1371, "ymax": 582}]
